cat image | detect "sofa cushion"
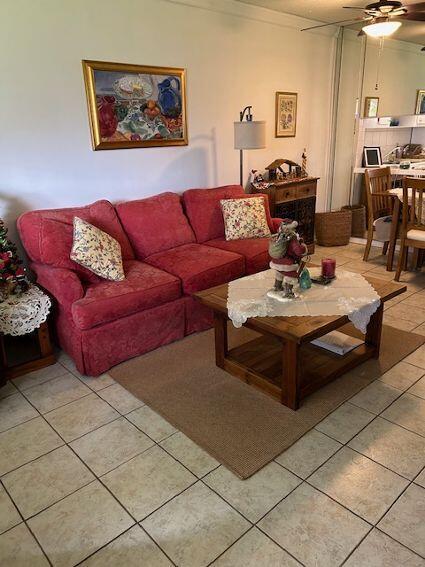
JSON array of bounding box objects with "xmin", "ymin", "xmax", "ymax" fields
[
  {"xmin": 205, "ymin": 237, "xmax": 270, "ymax": 275},
  {"xmin": 71, "ymin": 260, "xmax": 181, "ymax": 330},
  {"xmin": 116, "ymin": 192, "xmax": 195, "ymax": 259},
  {"xmin": 17, "ymin": 200, "xmax": 134, "ymax": 282},
  {"xmin": 145, "ymin": 243, "xmax": 244, "ymax": 294},
  {"xmin": 183, "ymin": 185, "xmax": 245, "ymax": 243},
  {"xmin": 71, "ymin": 217, "xmax": 125, "ymax": 281}
]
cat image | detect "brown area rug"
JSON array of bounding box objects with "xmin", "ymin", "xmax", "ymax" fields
[{"xmin": 109, "ymin": 324, "xmax": 424, "ymax": 478}]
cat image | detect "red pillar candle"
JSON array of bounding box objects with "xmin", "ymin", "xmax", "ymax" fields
[{"xmin": 321, "ymin": 258, "xmax": 336, "ymax": 279}]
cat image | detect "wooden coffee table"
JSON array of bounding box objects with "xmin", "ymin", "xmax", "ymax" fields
[{"xmin": 195, "ymin": 276, "xmax": 406, "ymax": 410}]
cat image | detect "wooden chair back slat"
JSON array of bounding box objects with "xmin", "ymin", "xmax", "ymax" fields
[
  {"xmin": 402, "ymin": 177, "xmax": 425, "ymax": 231},
  {"xmin": 364, "ymin": 167, "xmax": 393, "ymax": 221}
]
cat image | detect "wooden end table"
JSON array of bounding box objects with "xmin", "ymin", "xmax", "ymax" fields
[{"xmin": 195, "ymin": 276, "xmax": 406, "ymax": 410}]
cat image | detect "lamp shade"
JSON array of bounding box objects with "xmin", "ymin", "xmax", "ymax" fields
[
  {"xmin": 362, "ymin": 20, "xmax": 401, "ymax": 38},
  {"xmin": 234, "ymin": 121, "xmax": 266, "ymax": 150}
]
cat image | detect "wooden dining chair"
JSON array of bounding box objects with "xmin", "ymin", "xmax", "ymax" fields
[
  {"xmin": 395, "ymin": 177, "xmax": 425, "ymax": 281},
  {"xmin": 363, "ymin": 167, "xmax": 398, "ymax": 266}
]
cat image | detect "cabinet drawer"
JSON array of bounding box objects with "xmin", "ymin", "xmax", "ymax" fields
[
  {"xmin": 297, "ymin": 183, "xmax": 317, "ymax": 199},
  {"xmin": 275, "ymin": 186, "xmax": 298, "ymax": 202}
]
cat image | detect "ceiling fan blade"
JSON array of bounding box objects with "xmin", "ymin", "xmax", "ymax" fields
[
  {"xmin": 404, "ymin": 2, "xmax": 425, "ymax": 11},
  {"xmin": 398, "ymin": 11, "xmax": 425, "ymax": 20},
  {"xmin": 343, "ymin": 6, "xmax": 368, "ymax": 9},
  {"xmin": 301, "ymin": 17, "xmax": 366, "ymax": 31}
]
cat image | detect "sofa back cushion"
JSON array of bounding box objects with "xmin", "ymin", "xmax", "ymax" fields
[
  {"xmin": 183, "ymin": 185, "xmax": 274, "ymax": 243},
  {"xmin": 115, "ymin": 192, "xmax": 195, "ymax": 258},
  {"xmin": 17, "ymin": 200, "xmax": 134, "ymax": 282}
]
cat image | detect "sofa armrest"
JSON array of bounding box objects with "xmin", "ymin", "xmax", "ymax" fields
[
  {"xmin": 271, "ymin": 218, "xmax": 282, "ymax": 233},
  {"xmin": 32, "ymin": 264, "xmax": 84, "ymax": 308}
]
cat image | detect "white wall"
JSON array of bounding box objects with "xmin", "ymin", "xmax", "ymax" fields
[{"xmin": 0, "ymin": 0, "xmax": 338, "ymax": 249}]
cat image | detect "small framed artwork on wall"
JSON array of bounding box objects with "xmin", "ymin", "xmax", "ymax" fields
[
  {"xmin": 364, "ymin": 97, "xmax": 379, "ymax": 118},
  {"xmin": 415, "ymin": 89, "xmax": 425, "ymax": 114},
  {"xmin": 275, "ymin": 92, "xmax": 297, "ymax": 137},
  {"xmin": 82, "ymin": 60, "xmax": 188, "ymax": 150}
]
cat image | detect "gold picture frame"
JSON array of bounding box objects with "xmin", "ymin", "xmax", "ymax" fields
[
  {"xmin": 82, "ymin": 60, "xmax": 188, "ymax": 150},
  {"xmin": 364, "ymin": 96, "xmax": 379, "ymax": 118},
  {"xmin": 275, "ymin": 92, "xmax": 297, "ymax": 138},
  {"xmin": 415, "ymin": 89, "xmax": 425, "ymax": 115}
]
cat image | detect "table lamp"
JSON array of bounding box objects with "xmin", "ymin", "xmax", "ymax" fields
[{"xmin": 234, "ymin": 106, "xmax": 266, "ymax": 186}]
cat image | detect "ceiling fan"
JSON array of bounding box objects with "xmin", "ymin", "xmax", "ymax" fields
[{"xmin": 301, "ymin": 1, "xmax": 425, "ymax": 37}]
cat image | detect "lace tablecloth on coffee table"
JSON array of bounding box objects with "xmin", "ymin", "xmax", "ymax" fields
[
  {"xmin": 0, "ymin": 284, "xmax": 51, "ymax": 337},
  {"xmin": 227, "ymin": 268, "xmax": 381, "ymax": 333}
]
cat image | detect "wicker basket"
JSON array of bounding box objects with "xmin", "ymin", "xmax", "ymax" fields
[
  {"xmin": 315, "ymin": 210, "xmax": 352, "ymax": 246},
  {"xmin": 341, "ymin": 205, "xmax": 366, "ymax": 238}
]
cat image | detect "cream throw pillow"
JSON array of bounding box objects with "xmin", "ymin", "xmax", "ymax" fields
[
  {"xmin": 220, "ymin": 197, "xmax": 271, "ymax": 241},
  {"xmin": 70, "ymin": 217, "xmax": 125, "ymax": 281}
]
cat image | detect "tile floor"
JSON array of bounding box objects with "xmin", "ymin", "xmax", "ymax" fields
[{"xmin": 0, "ymin": 243, "xmax": 425, "ymax": 566}]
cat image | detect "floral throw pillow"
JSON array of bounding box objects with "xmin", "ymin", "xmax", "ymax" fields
[
  {"xmin": 70, "ymin": 217, "xmax": 125, "ymax": 281},
  {"xmin": 220, "ymin": 197, "xmax": 271, "ymax": 241}
]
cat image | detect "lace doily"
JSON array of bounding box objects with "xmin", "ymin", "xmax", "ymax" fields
[
  {"xmin": 0, "ymin": 284, "xmax": 51, "ymax": 337},
  {"xmin": 228, "ymin": 268, "xmax": 381, "ymax": 334}
]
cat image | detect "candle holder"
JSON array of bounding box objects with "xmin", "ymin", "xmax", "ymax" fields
[{"xmin": 321, "ymin": 258, "xmax": 336, "ymax": 280}]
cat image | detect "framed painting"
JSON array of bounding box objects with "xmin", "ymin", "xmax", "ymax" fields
[
  {"xmin": 275, "ymin": 92, "xmax": 297, "ymax": 138},
  {"xmin": 82, "ymin": 60, "xmax": 188, "ymax": 150},
  {"xmin": 415, "ymin": 89, "xmax": 425, "ymax": 115},
  {"xmin": 364, "ymin": 96, "xmax": 379, "ymax": 118}
]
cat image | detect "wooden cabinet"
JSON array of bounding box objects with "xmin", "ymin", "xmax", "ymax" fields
[{"xmin": 251, "ymin": 177, "xmax": 318, "ymax": 253}]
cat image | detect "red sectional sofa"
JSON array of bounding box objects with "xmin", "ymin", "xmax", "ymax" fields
[{"xmin": 18, "ymin": 185, "xmax": 281, "ymax": 376}]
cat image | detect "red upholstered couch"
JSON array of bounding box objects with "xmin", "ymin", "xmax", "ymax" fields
[{"xmin": 18, "ymin": 185, "xmax": 281, "ymax": 376}]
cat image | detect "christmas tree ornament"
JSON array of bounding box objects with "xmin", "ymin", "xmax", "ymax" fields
[{"xmin": 0, "ymin": 220, "xmax": 29, "ymax": 301}]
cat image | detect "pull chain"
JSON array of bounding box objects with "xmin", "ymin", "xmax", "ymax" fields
[{"xmin": 375, "ymin": 37, "xmax": 384, "ymax": 91}]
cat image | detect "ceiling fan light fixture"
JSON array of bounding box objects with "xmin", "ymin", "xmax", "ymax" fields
[{"xmin": 362, "ymin": 19, "xmax": 401, "ymax": 37}]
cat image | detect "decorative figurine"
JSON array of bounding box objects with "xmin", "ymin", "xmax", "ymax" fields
[
  {"xmin": 301, "ymin": 148, "xmax": 308, "ymax": 176},
  {"xmin": 268, "ymin": 219, "xmax": 308, "ymax": 299},
  {"xmin": 249, "ymin": 169, "xmax": 270, "ymax": 191}
]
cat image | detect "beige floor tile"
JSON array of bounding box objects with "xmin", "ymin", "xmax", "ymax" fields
[
  {"xmin": 142, "ymin": 481, "xmax": 250, "ymax": 567},
  {"xmin": 384, "ymin": 315, "xmax": 419, "ymax": 332},
  {"xmin": 349, "ymin": 417, "xmax": 425, "ymax": 480},
  {"xmin": 212, "ymin": 527, "xmax": 302, "ymax": 566},
  {"xmin": 258, "ymin": 483, "xmax": 369, "ymax": 567},
  {"xmin": 344, "ymin": 528, "xmax": 425, "ymax": 567},
  {"xmin": 44, "ymin": 393, "xmax": 119, "ymax": 442},
  {"xmin": 385, "ymin": 304, "xmax": 425, "ymax": 325},
  {"xmin": 378, "ymin": 484, "xmax": 425, "ymax": 557},
  {"xmin": 401, "ymin": 292, "xmax": 425, "ymax": 307},
  {"xmin": 3, "ymin": 445, "xmax": 94, "ymax": 519},
  {"xmin": 405, "ymin": 344, "xmax": 425, "ymax": 369},
  {"xmin": 309, "ymin": 447, "xmax": 409, "ymax": 523},
  {"xmin": 342, "ymin": 260, "xmax": 373, "ymax": 274},
  {"xmin": 102, "ymin": 445, "xmax": 196, "ymax": 520},
  {"xmin": 23, "ymin": 372, "xmax": 91, "ymax": 414},
  {"xmin": 160, "ymin": 431, "xmax": 219, "ymax": 478},
  {"xmin": 28, "ymin": 480, "xmax": 134, "ymax": 567},
  {"xmin": 0, "ymin": 392, "xmax": 38, "ymax": 432},
  {"xmin": 0, "ymin": 484, "xmax": 20, "ymax": 535},
  {"xmin": 381, "ymin": 393, "xmax": 425, "ymax": 437},
  {"xmin": 70, "ymin": 417, "xmax": 154, "ymax": 476},
  {"xmin": 97, "ymin": 383, "xmax": 143, "ymax": 415},
  {"xmin": 415, "ymin": 468, "xmax": 425, "ymax": 488},
  {"xmin": 349, "ymin": 381, "xmax": 402, "ymax": 414},
  {"xmin": 127, "ymin": 405, "xmax": 176, "ymax": 442},
  {"xmin": 13, "ymin": 362, "xmax": 69, "ymax": 391},
  {"xmin": 0, "ymin": 417, "xmax": 63, "ymax": 476},
  {"xmin": 57, "ymin": 352, "xmax": 115, "ymax": 391},
  {"xmin": 275, "ymin": 429, "xmax": 342, "ymax": 479},
  {"xmin": 379, "ymin": 361, "xmax": 424, "ymax": 391},
  {"xmin": 80, "ymin": 525, "xmax": 172, "ymax": 566},
  {"xmin": 0, "ymin": 380, "xmax": 17, "ymax": 399},
  {"xmin": 315, "ymin": 402, "xmax": 375, "ymax": 443},
  {"xmin": 0, "ymin": 523, "xmax": 49, "ymax": 567},
  {"xmin": 409, "ymin": 376, "xmax": 425, "ymax": 399},
  {"xmin": 204, "ymin": 462, "xmax": 300, "ymax": 523}
]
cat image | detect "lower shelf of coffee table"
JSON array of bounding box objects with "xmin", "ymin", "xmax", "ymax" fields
[{"xmin": 224, "ymin": 334, "xmax": 376, "ymax": 402}]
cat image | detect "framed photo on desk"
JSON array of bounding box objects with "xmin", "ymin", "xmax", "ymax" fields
[{"xmin": 363, "ymin": 147, "xmax": 382, "ymax": 168}]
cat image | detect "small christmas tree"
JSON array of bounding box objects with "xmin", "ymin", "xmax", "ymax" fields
[{"xmin": 0, "ymin": 219, "xmax": 29, "ymax": 298}]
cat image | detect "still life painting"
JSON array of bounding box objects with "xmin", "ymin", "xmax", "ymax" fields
[
  {"xmin": 275, "ymin": 92, "xmax": 297, "ymax": 138},
  {"xmin": 415, "ymin": 89, "xmax": 425, "ymax": 115},
  {"xmin": 82, "ymin": 60, "xmax": 187, "ymax": 150}
]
